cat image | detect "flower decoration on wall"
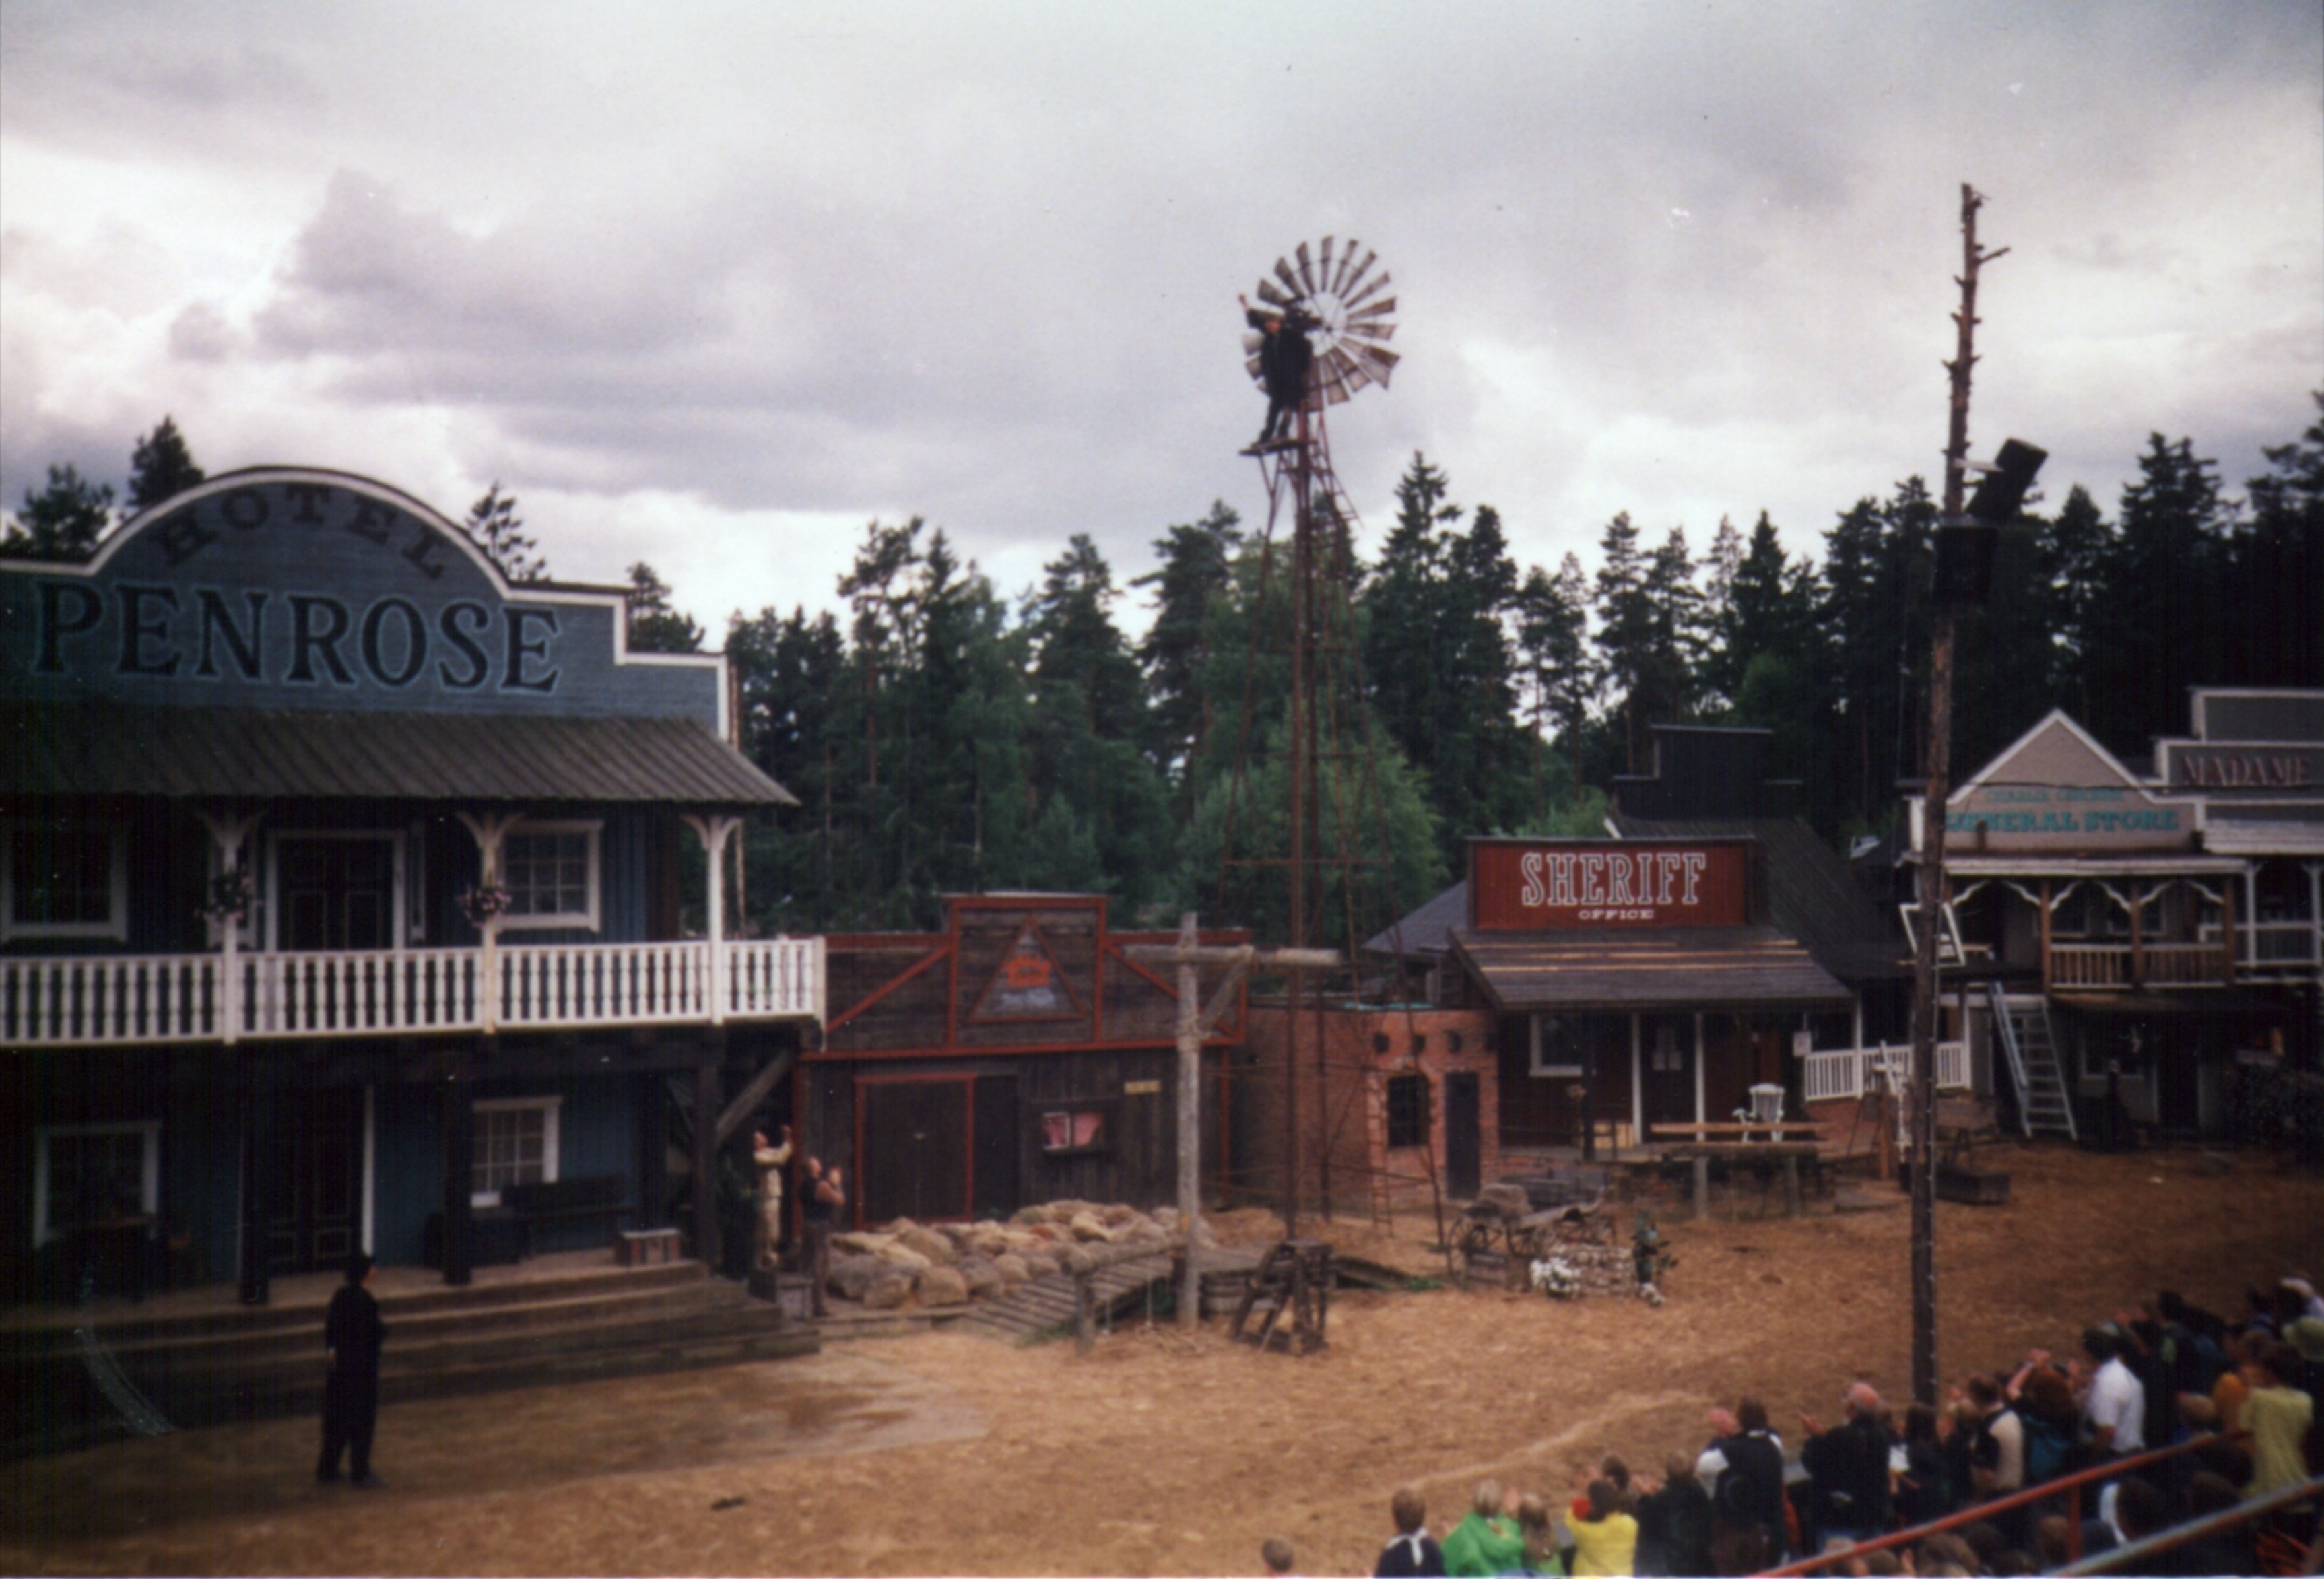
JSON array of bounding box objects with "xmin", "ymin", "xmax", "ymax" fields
[
  {"xmin": 201, "ymin": 866, "xmax": 254, "ymax": 926},
  {"xmin": 459, "ymin": 883, "xmax": 513, "ymax": 930}
]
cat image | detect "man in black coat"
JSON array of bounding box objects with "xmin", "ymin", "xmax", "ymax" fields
[
  {"xmin": 1799, "ymin": 1382, "xmax": 1894, "ymax": 1549},
  {"xmin": 1240, "ymin": 296, "xmax": 1315, "ymax": 452},
  {"xmin": 317, "ymin": 1250, "xmax": 387, "ymax": 1488}
]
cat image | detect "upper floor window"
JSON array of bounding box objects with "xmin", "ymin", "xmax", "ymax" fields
[
  {"xmin": 3, "ymin": 821, "xmax": 128, "ymax": 943},
  {"xmin": 500, "ymin": 822, "xmax": 601, "ymax": 931}
]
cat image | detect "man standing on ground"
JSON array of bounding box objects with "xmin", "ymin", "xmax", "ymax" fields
[
  {"xmin": 317, "ymin": 1250, "xmax": 387, "ymax": 1489},
  {"xmin": 801, "ymin": 1155, "xmax": 844, "ymax": 1319},
  {"xmin": 752, "ymin": 1123, "xmax": 793, "ymax": 1271}
]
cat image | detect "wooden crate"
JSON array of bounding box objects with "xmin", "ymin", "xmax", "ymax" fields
[{"xmin": 617, "ymin": 1226, "xmax": 683, "ymax": 1266}]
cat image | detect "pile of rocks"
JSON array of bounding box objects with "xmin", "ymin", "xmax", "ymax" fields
[
  {"xmin": 824, "ymin": 1200, "xmax": 1183, "ymax": 1312},
  {"xmin": 1525, "ymin": 1236, "xmax": 1648, "ymax": 1299}
]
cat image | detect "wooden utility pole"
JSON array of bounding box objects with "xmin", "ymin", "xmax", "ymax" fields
[
  {"xmin": 1126, "ymin": 931, "xmax": 1340, "ymax": 1327},
  {"xmin": 1911, "ymin": 182, "xmax": 2008, "ymax": 1408}
]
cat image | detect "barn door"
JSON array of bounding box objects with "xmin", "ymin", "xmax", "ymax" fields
[
  {"xmin": 972, "ymin": 1075, "xmax": 1020, "ymax": 1220},
  {"xmin": 859, "ymin": 1078, "xmax": 972, "ymax": 1224}
]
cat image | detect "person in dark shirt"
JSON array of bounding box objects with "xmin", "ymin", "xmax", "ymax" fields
[
  {"xmin": 1239, "ymin": 296, "xmax": 1315, "ymax": 452},
  {"xmin": 317, "ymin": 1250, "xmax": 387, "ymax": 1488},
  {"xmin": 1634, "ymin": 1452, "xmax": 1713, "ymax": 1577},
  {"xmin": 801, "ymin": 1155, "xmax": 844, "ymax": 1318},
  {"xmin": 1375, "ymin": 1487, "xmax": 1447, "ymax": 1578},
  {"xmin": 1799, "ymin": 1382, "xmax": 1894, "ymax": 1546}
]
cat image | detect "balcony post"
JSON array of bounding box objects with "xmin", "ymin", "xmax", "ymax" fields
[
  {"xmin": 2039, "ymin": 879, "xmax": 2053, "ymax": 997},
  {"xmin": 199, "ymin": 813, "xmax": 256, "ymax": 1046},
  {"xmin": 2221, "ymin": 872, "xmax": 2238, "ymax": 985},
  {"xmin": 457, "ymin": 812, "xmax": 521, "ymax": 1035},
  {"xmin": 684, "ymin": 815, "xmax": 742, "ymax": 1026}
]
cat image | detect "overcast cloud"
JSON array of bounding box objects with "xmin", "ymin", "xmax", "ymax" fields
[{"xmin": 3, "ymin": 1, "xmax": 2318, "ymax": 635}]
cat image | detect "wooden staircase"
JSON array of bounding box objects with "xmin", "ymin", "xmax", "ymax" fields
[
  {"xmin": 3, "ymin": 1256, "xmax": 816, "ymax": 1461},
  {"xmin": 1987, "ymin": 982, "xmax": 2079, "ymax": 1141}
]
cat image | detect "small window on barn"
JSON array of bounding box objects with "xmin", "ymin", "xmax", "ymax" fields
[
  {"xmin": 1385, "ymin": 1075, "xmax": 1429, "ymax": 1149},
  {"xmin": 1040, "ymin": 1107, "xmax": 1108, "ymax": 1154}
]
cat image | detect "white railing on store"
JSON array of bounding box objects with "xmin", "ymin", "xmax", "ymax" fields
[
  {"xmin": 1799, "ymin": 1040, "xmax": 1970, "ymax": 1104},
  {"xmin": 1, "ymin": 937, "xmax": 822, "ymax": 1047}
]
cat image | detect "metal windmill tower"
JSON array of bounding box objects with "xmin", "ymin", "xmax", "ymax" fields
[{"xmin": 1216, "ymin": 238, "xmax": 1402, "ymax": 1234}]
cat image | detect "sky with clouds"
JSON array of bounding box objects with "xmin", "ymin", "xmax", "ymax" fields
[{"xmin": 3, "ymin": 1, "xmax": 2318, "ymax": 640}]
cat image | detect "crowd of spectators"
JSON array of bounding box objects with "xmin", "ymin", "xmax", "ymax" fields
[{"xmin": 1304, "ymin": 1276, "xmax": 2324, "ymax": 1578}]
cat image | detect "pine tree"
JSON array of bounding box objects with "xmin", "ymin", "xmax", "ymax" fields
[
  {"xmin": 1134, "ymin": 501, "xmax": 1243, "ymax": 791},
  {"xmin": 1, "ymin": 465, "xmax": 112, "ymax": 562},
  {"xmin": 625, "ymin": 562, "xmax": 704, "ymax": 654},
  {"xmin": 126, "ymin": 417, "xmax": 205, "ymax": 511},
  {"xmin": 461, "ymin": 483, "xmax": 546, "ymax": 582}
]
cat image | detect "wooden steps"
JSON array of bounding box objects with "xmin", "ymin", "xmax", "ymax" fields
[
  {"xmin": 958, "ymin": 1245, "xmax": 1268, "ymax": 1343},
  {"xmin": 3, "ymin": 1258, "xmax": 816, "ymax": 1461}
]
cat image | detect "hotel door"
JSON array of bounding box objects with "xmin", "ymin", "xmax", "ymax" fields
[
  {"xmin": 266, "ymin": 1087, "xmax": 362, "ymax": 1274},
  {"xmin": 279, "ymin": 836, "xmax": 395, "ymax": 951}
]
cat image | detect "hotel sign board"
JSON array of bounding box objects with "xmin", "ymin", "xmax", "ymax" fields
[
  {"xmin": 1469, "ymin": 839, "xmax": 1753, "ymax": 930},
  {"xmin": 0, "ymin": 469, "xmax": 725, "ymax": 729}
]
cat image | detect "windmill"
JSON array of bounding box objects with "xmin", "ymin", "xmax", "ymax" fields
[{"xmin": 1218, "ymin": 239, "xmax": 1407, "ymax": 1238}]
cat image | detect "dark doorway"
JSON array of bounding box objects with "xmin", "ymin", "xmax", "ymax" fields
[
  {"xmin": 1444, "ymin": 1071, "xmax": 1481, "ymax": 1199},
  {"xmin": 267, "ymin": 1087, "xmax": 362, "ymax": 1273},
  {"xmin": 1641, "ymin": 1015, "xmax": 1696, "ymax": 1127},
  {"xmin": 972, "ymin": 1075, "xmax": 1020, "ymax": 1219},
  {"xmin": 859, "ymin": 1078, "xmax": 971, "ymax": 1224},
  {"xmin": 279, "ymin": 836, "xmax": 394, "ymax": 951}
]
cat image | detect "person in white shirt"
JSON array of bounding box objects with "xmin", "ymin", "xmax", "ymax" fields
[{"xmin": 2078, "ymin": 1325, "xmax": 2146, "ymax": 1458}]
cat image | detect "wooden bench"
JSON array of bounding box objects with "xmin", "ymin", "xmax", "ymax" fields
[
  {"xmin": 1651, "ymin": 1137, "xmax": 1826, "ymax": 1219},
  {"xmin": 500, "ymin": 1175, "xmax": 634, "ymax": 1253}
]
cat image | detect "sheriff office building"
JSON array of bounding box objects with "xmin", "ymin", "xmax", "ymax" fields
[{"xmin": 2, "ymin": 469, "xmax": 819, "ymax": 1303}]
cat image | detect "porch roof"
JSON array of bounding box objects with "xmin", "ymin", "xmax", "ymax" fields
[
  {"xmin": 2, "ymin": 701, "xmax": 795, "ymax": 807},
  {"xmin": 1937, "ymin": 855, "xmax": 2248, "ymax": 879},
  {"xmin": 1447, "ymin": 924, "xmax": 1851, "ymax": 1014}
]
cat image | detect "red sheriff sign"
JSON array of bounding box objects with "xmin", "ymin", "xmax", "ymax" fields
[{"xmin": 1468, "ymin": 838, "xmax": 1756, "ymax": 930}]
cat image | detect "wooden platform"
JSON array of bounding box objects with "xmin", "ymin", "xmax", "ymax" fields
[{"xmin": 958, "ymin": 1244, "xmax": 1268, "ymax": 1343}]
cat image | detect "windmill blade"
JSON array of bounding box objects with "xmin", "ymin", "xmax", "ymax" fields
[
  {"xmin": 1273, "ymin": 257, "xmax": 1301, "ymax": 295},
  {"xmin": 1340, "ymin": 248, "xmax": 1378, "ymax": 297},
  {"xmin": 1356, "ymin": 346, "xmax": 1400, "ymax": 385},
  {"xmin": 1354, "ymin": 321, "xmax": 1396, "ymax": 343},
  {"xmin": 1345, "ymin": 271, "xmax": 1393, "ymax": 310},
  {"xmin": 1246, "ymin": 354, "xmax": 1266, "ymax": 382},
  {"xmin": 1321, "ymin": 346, "xmax": 1357, "ymax": 384},
  {"xmin": 1343, "ymin": 364, "xmax": 1374, "ymax": 396},
  {"xmin": 1255, "ymin": 278, "xmax": 1292, "ymax": 308},
  {"xmin": 1330, "ymin": 239, "xmax": 1360, "ymax": 295},
  {"xmin": 1348, "ymin": 296, "xmax": 1398, "ymax": 323},
  {"xmin": 1295, "ymin": 241, "xmax": 1317, "ymax": 295},
  {"xmin": 1319, "ymin": 236, "xmax": 1336, "ymax": 290}
]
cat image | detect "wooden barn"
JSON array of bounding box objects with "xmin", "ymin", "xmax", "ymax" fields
[{"xmin": 804, "ymin": 897, "xmax": 1247, "ymax": 1225}]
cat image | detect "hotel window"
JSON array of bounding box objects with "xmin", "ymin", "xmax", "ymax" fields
[
  {"xmin": 4, "ymin": 821, "xmax": 127, "ymax": 942},
  {"xmin": 471, "ymin": 1098, "xmax": 560, "ymax": 1205},
  {"xmin": 34, "ymin": 1122, "xmax": 159, "ymax": 1246},
  {"xmin": 500, "ymin": 822, "xmax": 600, "ymax": 930}
]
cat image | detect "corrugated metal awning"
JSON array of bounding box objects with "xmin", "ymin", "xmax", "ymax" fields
[
  {"xmin": 1449, "ymin": 925, "xmax": 1851, "ymax": 1013},
  {"xmin": 3, "ymin": 702, "xmax": 795, "ymax": 807}
]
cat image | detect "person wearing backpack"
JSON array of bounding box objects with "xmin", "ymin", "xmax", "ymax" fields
[{"xmin": 1964, "ymin": 1373, "xmax": 2029, "ymax": 1546}]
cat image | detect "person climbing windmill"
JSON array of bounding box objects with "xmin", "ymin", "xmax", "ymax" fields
[{"xmin": 1240, "ymin": 294, "xmax": 1315, "ymax": 454}]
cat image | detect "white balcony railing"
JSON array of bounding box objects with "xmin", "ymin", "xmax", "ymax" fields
[
  {"xmin": 1, "ymin": 937, "xmax": 823, "ymax": 1048},
  {"xmin": 1800, "ymin": 1041, "xmax": 1970, "ymax": 1105}
]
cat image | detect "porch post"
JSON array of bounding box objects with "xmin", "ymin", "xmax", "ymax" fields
[
  {"xmin": 236, "ymin": 1058, "xmax": 273, "ymax": 1305},
  {"xmin": 2128, "ymin": 883, "xmax": 2144, "ymax": 989},
  {"xmin": 1691, "ymin": 1011, "xmax": 1708, "ymax": 1218},
  {"xmin": 693, "ymin": 1055, "xmax": 721, "ymax": 1266},
  {"xmin": 442, "ymin": 1074, "xmax": 475, "ymax": 1287},
  {"xmin": 1176, "ymin": 914, "xmax": 1202, "ymax": 1330},
  {"xmin": 1628, "ymin": 1015, "xmax": 1642, "ymax": 1155},
  {"xmin": 2040, "ymin": 878, "xmax": 2053, "ymax": 996}
]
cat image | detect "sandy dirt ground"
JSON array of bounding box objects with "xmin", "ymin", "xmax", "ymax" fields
[{"xmin": 5, "ymin": 1141, "xmax": 2320, "ymax": 1577}]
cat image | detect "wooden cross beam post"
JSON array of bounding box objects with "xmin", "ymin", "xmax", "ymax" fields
[{"xmin": 1125, "ymin": 920, "xmax": 1341, "ymax": 1328}]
